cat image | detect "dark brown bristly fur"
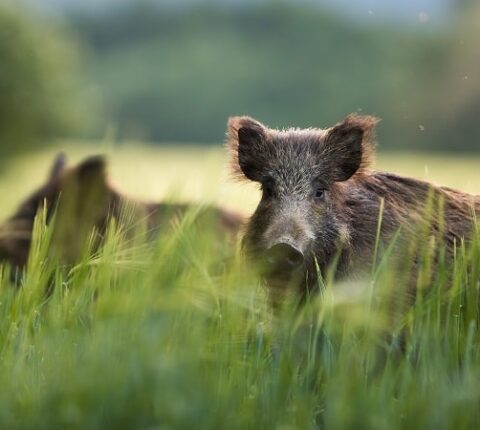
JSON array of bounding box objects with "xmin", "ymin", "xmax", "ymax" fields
[
  {"xmin": 0, "ymin": 154, "xmax": 244, "ymax": 272},
  {"xmin": 227, "ymin": 113, "xmax": 479, "ymax": 296}
]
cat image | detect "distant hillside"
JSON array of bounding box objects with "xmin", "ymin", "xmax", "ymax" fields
[
  {"xmin": 64, "ymin": 2, "xmax": 455, "ymax": 149},
  {"xmin": 18, "ymin": 0, "xmax": 480, "ymax": 151}
]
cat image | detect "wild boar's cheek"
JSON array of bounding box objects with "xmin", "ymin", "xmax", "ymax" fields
[{"xmin": 242, "ymin": 202, "xmax": 271, "ymax": 250}]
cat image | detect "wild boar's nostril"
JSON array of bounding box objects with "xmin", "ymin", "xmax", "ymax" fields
[{"xmin": 265, "ymin": 243, "xmax": 304, "ymax": 271}]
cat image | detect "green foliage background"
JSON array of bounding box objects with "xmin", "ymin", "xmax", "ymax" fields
[
  {"xmin": 70, "ymin": 2, "xmax": 479, "ymax": 150},
  {"xmin": 1, "ymin": 2, "xmax": 479, "ymax": 152},
  {"xmin": 0, "ymin": 6, "xmax": 90, "ymax": 155}
]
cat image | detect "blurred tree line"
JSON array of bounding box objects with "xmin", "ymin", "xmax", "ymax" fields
[
  {"xmin": 0, "ymin": 5, "xmax": 91, "ymax": 156},
  {"xmin": 1, "ymin": 1, "xmax": 479, "ymax": 152}
]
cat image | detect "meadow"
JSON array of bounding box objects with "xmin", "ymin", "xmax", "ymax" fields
[{"xmin": 0, "ymin": 145, "xmax": 479, "ymax": 429}]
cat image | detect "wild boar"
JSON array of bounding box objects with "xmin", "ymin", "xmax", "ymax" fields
[
  {"xmin": 0, "ymin": 154, "xmax": 243, "ymax": 272},
  {"xmin": 227, "ymin": 114, "xmax": 480, "ymax": 296}
]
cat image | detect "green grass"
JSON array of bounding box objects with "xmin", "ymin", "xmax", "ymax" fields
[{"xmin": 0, "ymin": 146, "xmax": 479, "ymax": 429}]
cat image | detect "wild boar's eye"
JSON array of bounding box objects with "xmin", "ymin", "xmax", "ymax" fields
[{"xmin": 314, "ymin": 188, "xmax": 326, "ymax": 202}]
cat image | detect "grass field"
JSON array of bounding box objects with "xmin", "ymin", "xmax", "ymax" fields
[
  {"xmin": 2, "ymin": 143, "xmax": 480, "ymax": 218},
  {"xmin": 0, "ymin": 144, "xmax": 479, "ymax": 429}
]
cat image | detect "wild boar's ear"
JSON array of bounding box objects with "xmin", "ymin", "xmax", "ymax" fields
[
  {"xmin": 323, "ymin": 114, "xmax": 379, "ymax": 182},
  {"xmin": 68, "ymin": 155, "xmax": 109, "ymax": 198},
  {"xmin": 56, "ymin": 155, "xmax": 110, "ymax": 223},
  {"xmin": 76, "ymin": 155, "xmax": 107, "ymax": 183},
  {"xmin": 52, "ymin": 155, "xmax": 111, "ymax": 264},
  {"xmin": 227, "ymin": 116, "xmax": 267, "ymax": 181},
  {"xmin": 48, "ymin": 152, "xmax": 67, "ymax": 181}
]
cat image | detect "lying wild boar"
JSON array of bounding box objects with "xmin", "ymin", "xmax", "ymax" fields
[
  {"xmin": 0, "ymin": 154, "xmax": 243, "ymax": 270},
  {"xmin": 227, "ymin": 114, "xmax": 480, "ymax": 295}
]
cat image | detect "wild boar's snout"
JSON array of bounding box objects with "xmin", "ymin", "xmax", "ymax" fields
[
  {"xmin": 259, "ymin": 208, "xmax": 313, "ymax": 274},
  {"xmin": 264, "ymin": 242, "xmax": 304, "ymax": 272}
]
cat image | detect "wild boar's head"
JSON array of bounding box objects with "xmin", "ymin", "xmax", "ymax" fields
[{"xmin": 227, "ymin": 114, "xmax": 379, "ymax": 296}]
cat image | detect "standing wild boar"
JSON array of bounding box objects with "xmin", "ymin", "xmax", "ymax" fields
[
  {"xmin": 0, "ymin": 154, "xmax": 243, "ymax": 271},
  {"xmin": 227, "ymin": 114, "xmax": 480, "ymax": 296}
]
